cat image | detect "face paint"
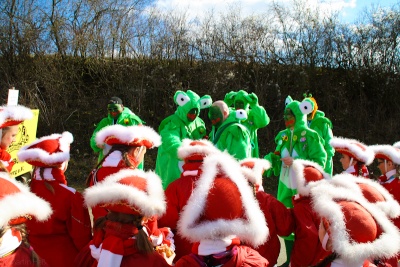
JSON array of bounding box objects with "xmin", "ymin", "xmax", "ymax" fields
[
  {"xmin": 235, "ymin": 100, "xmax": 245, "ymax": 110},
  {"xmin": 284, "ymin": 108, "xmax": 295, "ymax": 128},
  {"xmin": 208, "ymin": 106, "xmax": 223, "ymax": 127},
  {"xmin": 108, "ymin": 104, "xmax": 123, "ymax": 118},
  {"xmin": 187, "ymin": 108, "xmax": 199, "ymax": 122}
]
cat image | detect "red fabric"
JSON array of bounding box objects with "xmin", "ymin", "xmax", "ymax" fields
[
  {"xmin": 26, "ymin": 179, "xmax": 92, "ymax": 267},
  {"xmin": 175, "ymin": 246, "xmax": 269, "ymax": 267},
  {"xmin": 0, "ymin": 245, "xmax": 50, "ymax": 267},
  {"xmin": 290, "ymin": 195, "xmax": 331, "ymax": 267},
  {"xmin": 0, "ymin": 148, "xmax": 14, "ymax": 173},
  {"xmin": 243, "ymin": 191, "xmax": 294, "ymax": 266},
  {"xmin": 157, "ymin": 161, "xmax": 203, "ymax": 262}
]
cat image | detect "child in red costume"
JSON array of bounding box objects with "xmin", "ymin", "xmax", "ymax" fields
[
  {"xmin": 330, "ymin": 137, "xmax": 374, "ymax": 177},
  {"xmin": 240, "ymin": 158, "xmax": 294, "ymax": 266},
  {"xmin": 175, "ymin": 152, "xmax": 270, "ymax": 267},
  {"xmin": 74, "ymin": 168, "xmax": 174, "ymax": 266},
  {"xmin": 17, "ymin": 131, "xmax": 92, "ymax": 267},
  {"xmin": 309, "ymin": 173, "xmax": 400, "ymax": 267},
  {"xmin": 158, "ymin": 138, "xmax": 221, "ymax": 262},
  {"xmin": 0, "ymin": 104, "xmax": 32, "ymax": 173},
  {"xmin": 0, "ymin": 170, "xmax": 52, "ymax": 267}
]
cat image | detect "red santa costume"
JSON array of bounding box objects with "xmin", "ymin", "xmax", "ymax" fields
[
  {"xmin": 239, "ymin": 157, "xmax": 294, "ymax": 266},
  {"xmin": 175, "ymin": 152, "xmax": 270, "ymax": 267},
  {"xmin": 330, "ymin": 137, "xmax": 374, "ymax": 178},
  {"xmin": 0, "ymin": 104, "xmax": 33, "ymax": 173},
  {"xmin": 158, "ymin": 138, "xmax": 221, "ymax": 262},
  {"xmin": 287, "ymin": 159, "xmax": 332, "ymax": 267},
  {"xmin": 0, "ymin": 172, "xmax": 52, "ymax": 267},
  {"xmin": 17, "ymin": 131, "xmax": 92, "ymax": 267},
  {"xmin": 309, "ymin": 175, "xmax": 400, "ymax": 267},
  {"xmin": 74, "ymin": 168, "xmax": 173, "ymax": 267}
]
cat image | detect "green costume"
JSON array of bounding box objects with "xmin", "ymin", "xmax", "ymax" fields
[
  {"xmin": 155, "ymin": 90, "xmax": 212, "ymax": 189},
  {"xmin": 209, "ymin": 109, "xmax": 251, "ymax": 160},
  {"xmin": 303, "ymin": 95, "xmax": 335, "ymax": 175},
  {"xmin": 224, "ymin": 90, "xmax": 269, "ymax": 157},
  {"xmin": 264, "ymin": 96, "xmax": 327, "ymax": 208},
  {"xmin": 90, "ymin": 106, "xmax": 144, "ymax": 166}
]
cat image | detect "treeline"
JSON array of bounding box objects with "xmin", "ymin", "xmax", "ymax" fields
[{"xmin": 0, "ymin": 0, "xmax": 399, "ymax": 183}]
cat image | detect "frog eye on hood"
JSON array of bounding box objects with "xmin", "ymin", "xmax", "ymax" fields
[
  {"xmin": 175, "ymin": 92, "xmax": 190, "ymax": 106},
  {"xmin": 199, "ymin": 96, "xmax": 212, "ymax": 109},
  {"xmin": 285, "ymin": 96, "xmax": 293, "ymax": 106},
  {"xmin": 299, "ymin": 100, "xmax": 313, "ymax": 115},
  {"xmin": 236, "ymin": 109, "xmax": 248, "ymax": 120}
]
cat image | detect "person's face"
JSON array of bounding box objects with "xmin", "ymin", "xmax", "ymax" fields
[
  {"xmin": 284, "ymin": 108, "xmax": 295, "ymax": 129},
  {"xmin": 340, "ymin": 153, "xmax": 355, "ymax": 170},
  {"xmin": 1, "ymin": 125, "xmax": 19, "ymax": 149},
  {"xmin": 108, "ymin": 103, "xmax": 123, "ymax": 119},
  {"xmin": 376, "ymin": 158, "xmax": 394, "ymax": 174},
  {"xmin": 234, "ymin": 100, "xmax": 245, "ymax": 110},
  {"xmin": 187, "ymin": 108, "xmax": 199, "ymax": 122},
  {"xmin": 208, "ymin": 106, "xmax": 224, "ymax": 127}
]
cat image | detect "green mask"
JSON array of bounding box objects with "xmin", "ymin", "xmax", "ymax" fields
[
  {"xmin": 108, "ymin": 104, "xmax": 123, "ymax": 119},
  {"xmin": 208, "ymin": 106, "xmax": 224, "ymax": 128},
  {"xmin": 235, "ymin": 100, "xmax": 245, "ymax": 110}
]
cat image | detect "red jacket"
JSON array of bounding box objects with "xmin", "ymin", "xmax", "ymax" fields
[
  {"xmin": 0, "ymin": 245, "xmax": 50, "ymax": 267},
  {"xmin": 175, "ymin": 246, "xmax": 269, "ymax": 267},
  {"xmin": 27, "ymin": 180, "xmax": 92, "ymax": 267},
  {"xmin": 0, "ymin": 148, "xmax": 14, "ymax": 173}
]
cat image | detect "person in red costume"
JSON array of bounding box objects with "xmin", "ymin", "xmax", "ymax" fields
[
  {"xmin": 288, "ymin": 159, "xmax": 332, "ymax": 267},
  {"xmin": 158, "ymin": 138, "xmax": 221, "ymax": 262},
  {"xmin": 0, "ymin": 169, "xmax": 52, "ymax": 267},
  {"xmin": 175, "ymin": 152, "xmax": 270, "ymax": 267},
  {"xmin": 17, "ymin": 131, "xmax": 92, "ymax": 267},
  {"xmin": 309, "ymin": 174, "xmax": 400, "ymax": 267},
  {"xmin": 239, "ymin": 157, "xmax": 294, "ymax": 266},
  {"xmin": 0, "ymin": 104, "xmax": 32, "ymax": 173},
  {"xmin": 330, "ymin": 136, "xmax": 374, "ymax": 177},
  {"xmin": 74, "ymin": 168, "xmax": 175, "ymax": 267}
]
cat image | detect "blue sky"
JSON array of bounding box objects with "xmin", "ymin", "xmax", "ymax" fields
[{"xmin": 153, "ymin": 0, "xmax": 399, "ymax": 24}]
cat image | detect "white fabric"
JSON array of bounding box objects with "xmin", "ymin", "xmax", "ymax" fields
[
  {"xmin": 89, "ymin": 244, "xmax": 102, "ymax": 261},
  {"xmin": 0, "ymin": 229, "xmax": 21, "ymax": 258},
  {"xmin": 321, "ymin": 232, "xmax": 329, "ymax": 251},
  {"xmin": 197, "ymin": 236, "xmax": 236, "ymax": 256},
  {"xmin": 383, "ymin": 169, "xmax": 397, "ymax": 184},
  {"xmin": 33, "ymin": 168, "xmax": 55, "ymax": 181},
  {"xmin": 331, "ymin": 258, "xmax": 363, "ymax": 267},
  {"xmin": 183, "ymin": 170, "xmax": 198, "ymax": 177},
  {"xmin": 97, "ymin": 248, "xmax": 123, "ymax": 267},
  {"xmin": 344, "ymin": 165, "xmax": 356, "ymax": 174},
  {"xmin": 102, "ymin": 151, "xmax": 122, "ymax": 167}
]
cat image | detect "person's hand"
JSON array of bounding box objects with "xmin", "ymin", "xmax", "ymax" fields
[
  {"xmin": 156, "ymin": 244, "xmax": 175, "ymax": 265},
  {"xmin": 245, "ymin": 93, "xmax": 258, "ymax": 106},
  {"xmin": 281, "ymin": 157, "xmax": 294, "ymax": 167}
]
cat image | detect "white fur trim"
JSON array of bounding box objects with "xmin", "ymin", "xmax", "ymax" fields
[
  {"xmin": 239, "ymin": 158, "xmax": 271, "ymax": 186},
  {"xmin": 95, "ymin": 125, "xmax": 161, "ymax": 148},
  {"xmin": 84, "ymin": 169, "xmax": 166, "ymax": 217},
  {"xmin": 370, "ymin": 144, "xmax": 400, "ymax": 165},
  {"xmin": 0, "ymin": 105, "xmax": 33, "ymax": 127},
  {"xmin": 393, "ymin": 141, "xmax": 400, "ymax": 149},
  {"xmin": 330, "ymin": 137, "xmax": 374, "ymax": 165},
  {"xmin": 0, "ymin": 177, "xmax": 52, "ymax": 228},
  {"xmin": 178, "ymin": 138, "xmax": 220, "ymax": 160},
  {"xmin": 177, "ymin": 152, "xmax": 269, "ymax": 247},
  {"xmin": 17, "ymin": 132, "xmax": 72, "ymax": 165},
  {"xmin": 290, "ymin": 159, "xmax": 331, "ymax": 196},
  {"xmin": 310, "ymin": 179, "xmax": 400, "ymax": 264}
]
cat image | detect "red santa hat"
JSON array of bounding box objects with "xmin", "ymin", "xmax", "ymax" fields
[
  {"xmin": 178, "ymin": 138, "xmax": 220, "ymax": 162},
  {"xmin": 239, "ymin": 158, "xmax": 271, "ymax": 191},
  {"xmin": 84, "ymin": 168, "xmax": 166, "ymax": 218},
  {"xmin": 289, "ymin": 159, "xmax": 330, "ymax": 197},
  {"xmin": 95, "ymin": 124, "xmax": 161, "ymax": 149},
  {"xmin": 17, "ymin": 132, "xmax": 73, "ymax": 168},
  {"xmin": 0, "ymin": 105, "xmax": 33, "ymax": 129},
  {"xmin": 330, "ymin": 136, "xmax": 375, "ymax": 165},
  {"xmin": 0, "ymin": 172, "xmax": 52, "ymax": 228},
  {"xmin": 177, "ymin": 152, "xmax": 268, "ymax": 248},
  {"xmin": 370, "ymin": 144, "xmax": 400, "ymax": 165},
  {"xmin": 310, "ymin": 177, "xmax": 400, "ymax": 265}
]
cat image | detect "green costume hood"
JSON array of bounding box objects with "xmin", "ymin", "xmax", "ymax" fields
[
  {"xmin": 284, "ymin": 95, "xmax": 314, "ymax": 131},
  {"xmin": 224, "ymin": 90, "xmax": 258, "ymax": 111}
]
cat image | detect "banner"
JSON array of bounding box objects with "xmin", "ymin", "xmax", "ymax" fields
[{"xmin": 7, "ymin": 109, "xmax": 40, "ymax": 177}]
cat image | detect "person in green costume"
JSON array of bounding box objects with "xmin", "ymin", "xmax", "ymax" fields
[
  {"xmin": 208, "ymin": 100, "xmax": 251, "ymax": 160},
  {"xmin": 264, "ymin": 96, "xmax": 327, "ymax": 267},
  {"xmin": 303, "ymin": 93, "xmax": 335, "ymax": 175},
  {"xmin": 155, "ymin": 90, "xmax": 212, "ymax": 189},
  {"xmin": 90, "ymin": 97, "xmax": 144, "ymax": 167},
  {"xmin": 224, "ymin": 90, "xmax": 270, "ymax": 157}
]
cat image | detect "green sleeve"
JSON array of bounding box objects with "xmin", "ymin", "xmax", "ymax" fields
[
  {"xmin": 224, "ymin": 125, "xmax": 251, "ymax": 160},
  {"xmin": 159, "ymin": 122, "xmax": 183, "ymax": 156},
  {"xmin": 190, "ymin": 119, "xmax": 206, "ymax": 140},
  {"xmin": 248, "ymin": 103, "xmax": 270, "ymax": 129},
  {"xmin": 90, "ymin": 118, "xmax": 109, "ymax": 152},
  {"xmin": 306, "ymin": 132, "xmax": 328, "ymax": 168},
  {"xmin": 264, "ymin": 152, "xmax": 281, "ymax": 177}
]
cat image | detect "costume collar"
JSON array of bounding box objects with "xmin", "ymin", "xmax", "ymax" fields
[{"xmin": 380, "ymin": 169, "xmax": 397, "ymax": 183}]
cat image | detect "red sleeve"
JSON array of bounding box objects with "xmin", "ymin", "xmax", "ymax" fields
[
  {"xmin": 158, "ymin": 182, "xmax": 180, "ymax": 229},
  {"xmin": 236, "ymin": 246, "xmax": 270, "ymax": 267},
  {"xmin": 67, "ymin": 191, "xmax": 93, "ymax": 250},
  {"xmin": 266, "ymin": 194, "xmax": 295, "ymax": 237},
  {"xmin": 175, "ymin": 255, "xmax": 201, "ymax": 267}
]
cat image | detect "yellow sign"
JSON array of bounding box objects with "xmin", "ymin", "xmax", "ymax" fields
[{"xmin": 7, "ymin": 109, "xmax": 39, "ymax": 177}]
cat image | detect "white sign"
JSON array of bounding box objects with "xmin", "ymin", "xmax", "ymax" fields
[{"xmin": 7, "ymin": 88, "xmax": 19, "ymax": 105}]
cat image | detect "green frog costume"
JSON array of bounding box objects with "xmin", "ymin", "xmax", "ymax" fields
[
  {"xmin": 264, "ymin": 96, "xmax": 327, "ymax": 208},
  {"xmin": 224, "ymin": 90, "xmax": 269, "ymax": 157},
  {"xmin": 303, "ymin": 94, "xmax": 334, "ymax": 175},
  {"xmin": 155, "ymin": 90, "xmax": 212, "ymax": 189}
]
